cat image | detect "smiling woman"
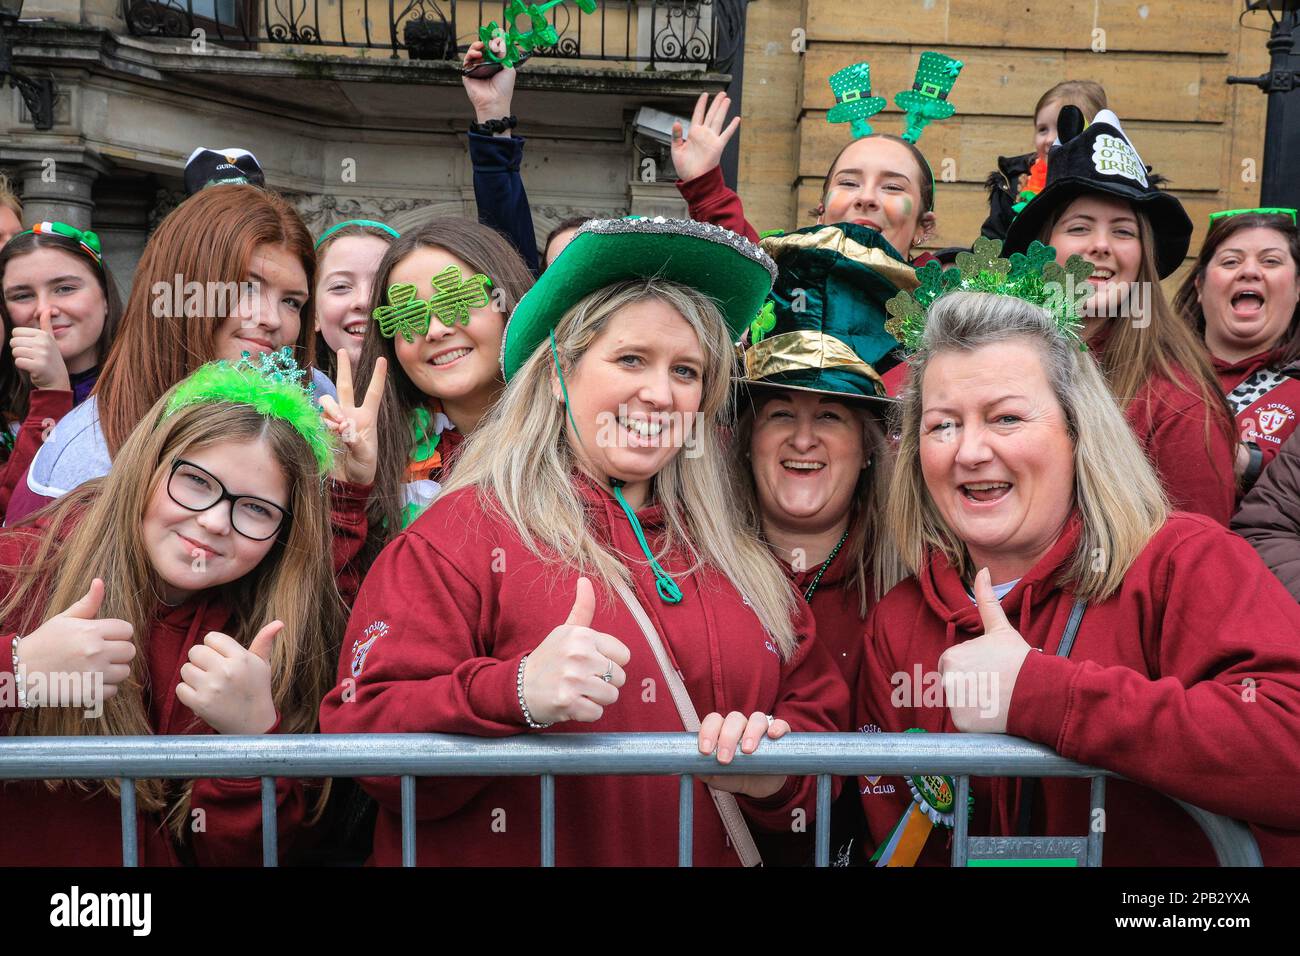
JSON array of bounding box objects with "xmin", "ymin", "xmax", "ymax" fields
[
  {"xmin": 4, "ymin": 186, "xmax": 320, "ymax": 525},
  {"xmin": 860, "ymin": 289, "xmax": 1300, "ymax": 866},
  {"xmin": 320, "ymin": 218, "xmax": 849, "ymax": 867},
  {"xmin": 0, "ymin": 351, "xmax": 381, "ymax": 866}
]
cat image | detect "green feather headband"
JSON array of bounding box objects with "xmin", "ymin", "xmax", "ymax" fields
[
  {"xmin": 164, "ymin": 348, "xmax": 335, "ymax": 473},
  {"xmin": 884, "ymin": 237, "xmax": 1095, "ymax": 352}
]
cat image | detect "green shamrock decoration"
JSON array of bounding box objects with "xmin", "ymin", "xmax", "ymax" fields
[
  {"xmin": 480, "ymin": 0, "xmax": 598, "ymax": 68},
  {"xmin": 428, "ymin": 265, "xmax": 493, "ymax": 327},
  {"xmin": 1008, "ymin": 240, "xmax": 1057, "ymax": 280},
  {"xmin": 408, "ymin": 405, "xmax": 442, "ymax": 462},
  {"xmin": 750, "ymin": 301, "xmax": 777, "ymax": 344},
  {"xmin": 884, "ymin": 291, "xmax": 926, "ymax": 351},
  {"xmin": 955, "ymin": 236, "xmax": 1012, "ymax": 284},
  {"xmin": 374, "ymin": 283, "xmax": 432, "ymax": 343}
]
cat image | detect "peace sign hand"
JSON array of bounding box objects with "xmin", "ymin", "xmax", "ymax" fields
[{"xmin": 319, "ymin": 349, "xmax": 387, "ymax": 486}]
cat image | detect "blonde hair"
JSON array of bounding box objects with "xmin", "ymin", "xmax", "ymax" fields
[
  {"xmin": 442, "ymin": 277, "xmax": 801, "ymax": 655},
  {"xmin": 887, "ymin": 291, "xmax": 1168, "ymax": 602},
  {"xmin": 0, "ymin": 172, "xmax": 21, "ymax": 219},
  {"xmin": 733, "ymin": 392, "xmax": 905, "ymax": 616},
  {"xmin": 1, "ymin": 396, "xmax": 343, "ymax": 835}
]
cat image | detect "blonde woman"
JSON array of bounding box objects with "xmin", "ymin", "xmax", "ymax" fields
[
  {"xmin": 0, "ymin": 350, "xmax": 383, "ymax": 866},
  {"xmin": 320, "ymin": 218, "xmax": 849, "ymax": 867},
  {"xmin": 859, "ymin": 290, "xmax": 1300, "ymax": 866}
]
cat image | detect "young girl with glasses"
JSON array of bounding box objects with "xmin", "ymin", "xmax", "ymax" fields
[{"xmin": 0, "ymin": 350, "xmax": 384, "ymax": 865}]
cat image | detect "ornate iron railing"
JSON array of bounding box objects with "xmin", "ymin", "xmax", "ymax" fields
[{"xmin": 122, "ymin": 0, "xmax": 746, "ymax": 72}]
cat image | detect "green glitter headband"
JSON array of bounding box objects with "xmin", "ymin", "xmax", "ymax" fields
[
  {"xmin": 884, "ymin": 237, "xmax": 1095, "ymax": 352},
  {"xmin": 315, "ymin": 219, "xmax": 400, "ymax": 250},
  {"xmin": 163, "ymin": 348, "xmax": 335, "ymax": 473}
]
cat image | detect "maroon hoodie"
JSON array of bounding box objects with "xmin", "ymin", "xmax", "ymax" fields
[
  {"xmin": 319, "ymin": 474, "xmax": 850, "ymax": 866},
  {"xmin": 0, "ymin": 479, "xmax": 370, "ymax": 866},
  {"xmin": 1214, "ymin": 348, "xmax": 1300, "ymax": 474},
  {"xmin": 857, "ymin": 512, "xmax": 1300, "ymax": 865}
]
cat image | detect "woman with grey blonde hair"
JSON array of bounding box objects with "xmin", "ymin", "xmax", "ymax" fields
[
  {"xmin": 321, "ymin": 218, "xmax": 849, "ymax": 867},
  {"xmin": 859, "ymin": 288, "xmax": 1300, "ymax": 866}
]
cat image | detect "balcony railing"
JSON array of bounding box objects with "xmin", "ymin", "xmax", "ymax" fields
[
  {"xmin": 121, "ymin": 0, "xmax": 746, "ymax": 72},
  {"xmin": 0, "ymin": 733, "xmax": 1264, "ymax": 866}
]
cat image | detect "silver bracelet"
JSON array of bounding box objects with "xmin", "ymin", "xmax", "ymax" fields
[
  {"xmin": 11, "ymin": 635, "xmax": 28, "ymax": 708},
  {"xmin": 516, "ymin": 654, "xmax": 551, "ymax": 729}
]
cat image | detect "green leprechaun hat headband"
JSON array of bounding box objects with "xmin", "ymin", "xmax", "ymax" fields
[
  {"xmin": 884, "ymin": 236, "xmax": 1095, "ymax": 352},
  {"xmin": 827, "ymin": 51, "xmax": 964, "ymax": 143},
  {"xmin": 740, "ymin": 223, "xmax": 920, "ymax": 402},
  {"xmin": 164, "ymin": 348, "xmax": 335, "ymax": 472}
]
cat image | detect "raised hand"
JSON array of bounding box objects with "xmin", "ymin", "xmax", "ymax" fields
[
  {"xmin": 937, "ymin": 567, "xmax": 1033, "ymax": 733},
  {"xmin": 16, "ymin": 578, "xmax": 135, "ymax": 705},
  {"xmin": 462, "ymin": 39, "xmax": 517, "ymax": 128},
  {"xmin": 521, "ymin": 577, "xmax": 631, "ymax": 725},
  {"xmin": 10, "ymin": 308, "xmax": 71, "ymax": 392},
  {"xmin": 176, "ymin": 621, "xmax": 282, "ymax": 735},
  {"xmin": 697, "ymin": 709, "xmax": 791, "ymax": 798},
  {"xmin": 670, "ymin": 91, "xmax": 741, "ymax": 184},
  {"xmin": 319, "ymin": 350, "xmax": 387, "ymax": 486}
]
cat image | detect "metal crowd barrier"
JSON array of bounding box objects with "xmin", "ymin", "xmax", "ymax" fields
[{"xmin": 0, "ymin": 733, "xmax": 1262, "ymax": 867}]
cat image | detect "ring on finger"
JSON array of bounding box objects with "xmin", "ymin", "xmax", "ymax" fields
[{"xmin": 600, "ymin": 659, "xmax": 614, "ymax": 683}]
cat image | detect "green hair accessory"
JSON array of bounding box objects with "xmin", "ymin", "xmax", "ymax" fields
[
  {"xmin": 480, "ymin": 0, "xmax": 598, "ymax": 69},
  {"xmin": 895, "ymin": 52, "xmax": 964, "ymax": 144},
  {"xmin": 315, "ymin": 218, "xmax": 400, "ymax": 249},
  {"xmin": 25, "ymin": 221, "xmax": 104, "ymax": 269},
  {"xmin": 164, "ymin": 348, "xmax": 335, "ymax": 473},
  {"xmin": 827, "ymin": 62, "xmax": 887, "ymax": 139},
  {"xmin": 373, "ymin": 267, "xmax": 494, "ymax": 343},
  {"xmin": 884, "ymin": 237, "xmax": 1095, "ymax": 352},
  {"xmin": 826, "ymin": 52, "xmax": 962, "ymax": 145},
  {"xmin": 749, "ymin": 301, "xmax": 776, "ymax": 345}
]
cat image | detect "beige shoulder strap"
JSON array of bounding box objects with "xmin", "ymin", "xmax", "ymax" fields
[{"xmin": 610, "ymin": 577, "xmax": 763, "ymax": 867}]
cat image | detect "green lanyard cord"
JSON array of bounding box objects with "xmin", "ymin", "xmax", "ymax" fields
[{"xmin": 551, "ymin": 331, "xmax": 683, "ymax": 605}]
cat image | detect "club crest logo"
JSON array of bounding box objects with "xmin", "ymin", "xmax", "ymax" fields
[
  {"xmin": 351, "ymin": 620, "xmax": 390, "ymax": 677},
  {"xmin": 1258, "ymin": 406, "xmax": 1292, "ymax": 436}
]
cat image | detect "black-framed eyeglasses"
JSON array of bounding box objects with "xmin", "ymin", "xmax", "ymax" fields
[{"xmin": 167, "ymin": 458, "xmax": 291, "ymax": 541}]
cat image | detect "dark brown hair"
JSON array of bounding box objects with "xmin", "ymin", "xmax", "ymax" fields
[
  {"xmin": 95, "ymin": 185, "xmax": 316, "ymax": 455},
  {"xmin": 0, "ymin": 229, "xmax": 124, "ymax": 424},
  {"xmin": 1173, "ymin": 212, "xmax": 1300, "ymax": 368},
  {"xmin": 355, "ymin": 217, "xmax": 535, "ymax": 563}
]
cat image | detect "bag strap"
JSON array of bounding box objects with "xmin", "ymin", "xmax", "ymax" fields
[
  {"xmin": 610, "ymin": 577, "xmax": 763, "ymax": 867},
  {"xmin": 1016, "ymin": 598, "xmax": 1087, "ymax": 836}
]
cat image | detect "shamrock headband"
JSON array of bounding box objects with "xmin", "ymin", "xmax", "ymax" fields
[
  {"xmin": 163, "ymin": 348, "xmax": 335, "ymax": 473},
  {"xmin": 21, "ymin": 221, "xmax": 104, "ymax": 269},
  {"xmin": 315, "ymin": 219, "xmax": 401, "ymax": 250},
  {"xmin": 884, "ymin": 237, "xmax": 1095, "ymax": 352},
  {"xmin": 372, "ymin": 265, "xmax": 494, "ymax": 343},
  {"xmin": 1208, "ymin": 207, "xmax": 1297, "ymax": 229},
  {"xmin": 827, "ymin": 52, "xmax": 964, "ymax": 144},
  {"xmin": 479, "ymin": 0, "xmax": 598, "ymax": 69}
]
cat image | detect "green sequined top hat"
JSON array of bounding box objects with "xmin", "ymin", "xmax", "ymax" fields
[
  {"xmin": 894, "ymin": 52, "xmax": 963, "ymax": 144},
  {"xmin": 738, "ymin": 223, "xmax": 922, "ymax": 403},
  {"xmin": 163, "ymin": 347, "xmax": 335, "ymax": 473},
  {"xmin": 884, "ymin": 236, "xmax": 1095, "ymax": 353},
  {"xmin": 826, "ymin": 63, "xmax": 888, "ymax": 139},
  {"xmin": 500, "ymin": 216, "xmax": 777, "ymax": 382},
  {"xmin": 1004, "ymin": 108, "xmax": 1192, "ymax": 279}
]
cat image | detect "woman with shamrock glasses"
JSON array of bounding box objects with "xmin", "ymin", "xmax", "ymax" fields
[
  {"xmin": 0, "ymin": 350, "xmax": 385, "ymax": 866},
  {"xmin": 859, "ymin": 253, "xmax": 1300, "ymax": 865}
]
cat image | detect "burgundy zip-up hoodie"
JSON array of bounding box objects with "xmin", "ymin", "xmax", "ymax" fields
[{"xmin": 857, "ymin": 512, "xmax": 1300, "ymax": 865}]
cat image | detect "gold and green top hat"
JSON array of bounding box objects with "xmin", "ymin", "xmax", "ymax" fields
[{"xmin": 739, "ymin": 223, "xmax": 921, "ymax": 403}]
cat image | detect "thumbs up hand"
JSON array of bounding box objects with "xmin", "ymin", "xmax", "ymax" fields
[
  {"xmin": 937, "ymin": 568, "xmax": 1032, "ymax": 733},
  {"xmin": 176, "ymin": 621, "xmax": 283, "ymax": 735},
  {"xmin": 520, "ymin": 577, "xmax": 631, "ymax": 726},
  {"xmin": 10, "ymin": 308, "xmax": 71, "ymax": 392},
  {"xmin": 16, "ymin": 578, "xmax": 136, "ymax": 705}
]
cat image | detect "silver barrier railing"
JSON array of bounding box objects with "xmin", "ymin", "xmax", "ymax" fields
[{"xmin": 0, "ymin": 733, "xmax": 1262, "ymax": 867}]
